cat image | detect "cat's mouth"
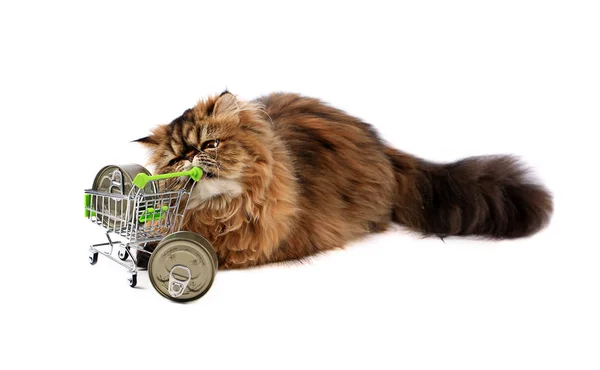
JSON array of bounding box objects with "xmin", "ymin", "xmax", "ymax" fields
[{"xmin": 184, "ymin": 164, "xmax": 218, "ymax": 179}]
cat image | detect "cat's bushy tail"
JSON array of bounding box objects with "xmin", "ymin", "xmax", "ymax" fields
[{"xmin": 384, "ymin": 148, "xmax": 553, "ymax": 238}]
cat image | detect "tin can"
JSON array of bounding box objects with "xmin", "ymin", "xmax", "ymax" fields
[
  {"xmin": 148, "ymin": 231, "xmax": 218, "ymax": 302},
  {"xmin": 91, "ymin": 164, "xmax": 156, "ymax": 228}
]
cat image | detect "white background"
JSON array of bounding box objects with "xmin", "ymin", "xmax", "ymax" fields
[{"xmin": 1, "ymin": 1, "xmax": 598, "ymax": 369}]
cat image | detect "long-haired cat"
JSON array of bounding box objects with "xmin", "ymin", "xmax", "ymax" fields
[{"xmin": 135, "ymin": 91, "xmax": 553, "ymax": 269}]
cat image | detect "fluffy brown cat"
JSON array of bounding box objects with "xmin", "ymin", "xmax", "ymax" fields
[{"xmin": 135, "ymin": 91, "xmax": 553, "ymax": 269}]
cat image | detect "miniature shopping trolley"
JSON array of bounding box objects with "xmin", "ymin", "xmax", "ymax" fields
[{"xmin": 84, "ymin": 164, "xmax": 218, "ymax": 302}]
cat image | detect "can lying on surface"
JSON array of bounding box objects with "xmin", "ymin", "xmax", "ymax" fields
[
  {"xmin": 91, "ymin": 164, "xmax": 156, "ymax": 228},
  {"xmin": 149, "ymin": 231, "xmax": 218, "ymax": 302}
]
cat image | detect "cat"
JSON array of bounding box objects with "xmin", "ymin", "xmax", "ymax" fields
[{"xmin": 135, "ymin": 91, "xmax": 553, "ymax": 269}]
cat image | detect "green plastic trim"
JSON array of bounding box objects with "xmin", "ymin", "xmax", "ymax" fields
[
  {"xmin": 133, "ymin": 167, "xmax": 203, "ymax": 189},
  {"xmin": 84, "ymin": 193, "xmax": 96, "ymax": 218},
  {"xmin": 84, "ymin": 194, "xmax": 90, "ymax": 218},
  {"xmin": 139, "ymin": 205, "xmax": 169, "ymax": 223}
]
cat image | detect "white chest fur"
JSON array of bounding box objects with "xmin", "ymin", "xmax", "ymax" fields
[{"xmin": 188, "ymin": 178, "xmax": 243, "ymax": 207}]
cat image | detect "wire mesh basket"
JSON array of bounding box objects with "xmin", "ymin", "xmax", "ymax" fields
[{"xmin": 85, "ymin": 174, "xmax": 196, "ymax": 242}]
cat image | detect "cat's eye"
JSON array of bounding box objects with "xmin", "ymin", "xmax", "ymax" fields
[{"xmin": 201, "ymin": 139, "xmax": 220, "ymax": 151}]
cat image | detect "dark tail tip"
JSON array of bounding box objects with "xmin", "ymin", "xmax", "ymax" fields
[
  {"xmin": 428, "ymin": 155, "xmax": 554, "ymax": 239},
  {"xmin": 500, "ymin": 180, "xmax": 553, "ymax": 238},
  {"xmin": 389, "ymin": 151, "xmax": 554, "ymax": 239}
]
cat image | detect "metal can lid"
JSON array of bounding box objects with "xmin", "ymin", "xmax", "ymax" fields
[
  {"xmin": 92, "ymin": 164, "xmax": 154, "ymax": 195},
  {"xmin": 149, "ymin": 231, "xmax": 218, "ymax": 302}
]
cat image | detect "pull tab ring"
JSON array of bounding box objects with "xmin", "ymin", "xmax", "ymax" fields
[{"xmin": 168, "ymin": 265, "xmax": 192, "ymax": 298}]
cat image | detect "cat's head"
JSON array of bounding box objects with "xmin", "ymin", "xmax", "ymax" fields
[{"xmin": 135, "ymin": 91, "xmax": 272, "ymax": 199}]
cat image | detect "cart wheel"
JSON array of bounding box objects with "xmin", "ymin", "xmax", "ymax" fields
[
  {"xmin": 128, "ymin": 274, "xmax": 137, "ymax": 288},
  {"xmin": 89, "ymin": 251, "xmax": 98, "ymax": 265},
  {"xmin": 148, "ymin": 231, "xmax": 218, "ymax": 303},
  {"xmin": 118, "ymin": 249, "xmax": 129, "ymax": 261}
]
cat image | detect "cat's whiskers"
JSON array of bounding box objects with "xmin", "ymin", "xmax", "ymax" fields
[{"xmin": 214, "ymin": 147, "xmax": 221, "ymax": 180}]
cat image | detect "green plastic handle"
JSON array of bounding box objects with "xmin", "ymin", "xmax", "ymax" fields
[{"xmin": 133, "ymin": 167, "xmax": 203, "ymax": 188}]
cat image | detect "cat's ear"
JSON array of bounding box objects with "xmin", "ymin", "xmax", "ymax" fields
[
  {"xmin": 213, "ymin": 91, "xmax": 239, "ymax": 118},
  {"xmin": 133, "ymin": 136, "xmax": 157, "ymax": 146}
]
